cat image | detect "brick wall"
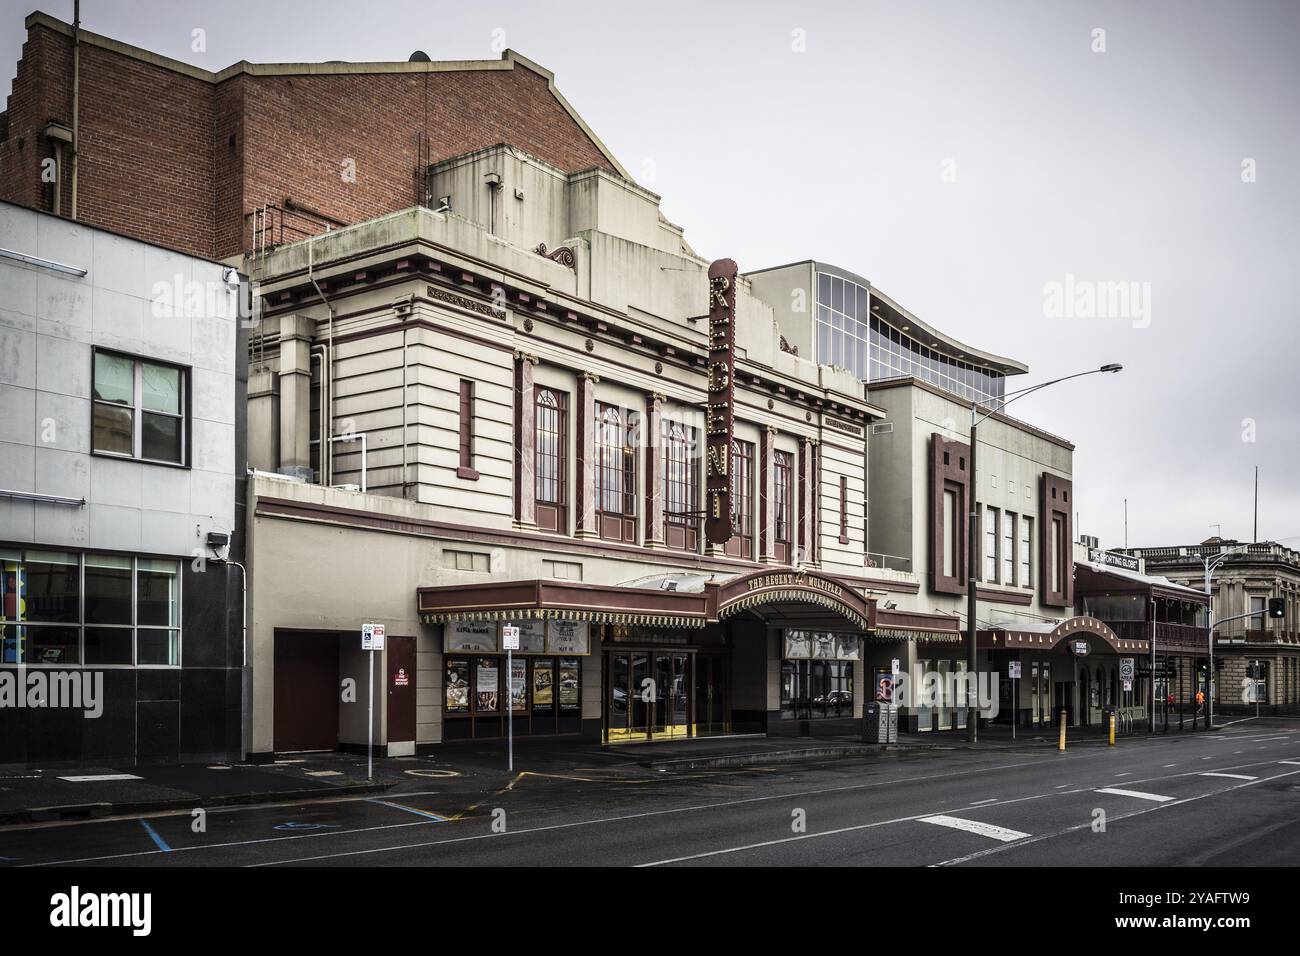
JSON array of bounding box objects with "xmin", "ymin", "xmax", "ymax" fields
[{"xmin": 1, "ymin": 19, "xmax": 617, "ymax": 260}]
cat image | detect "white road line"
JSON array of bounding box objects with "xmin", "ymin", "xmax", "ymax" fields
[
  {"xmin": 1199, "ymin": 772, "xmax": 1256, "ymax": 781},
  {"xmin": 920, "ymin": 815, "xmax": 1030, "ymax": 842},
  {"xmin": 1094, "ymin": 787, "xmax": 1174, "ymax": 803},
  {"xmin": 1279, "ymin": 760, "xmax": 1300, "ymax": 766},
  {"xmin": 1163, "ymin": 764, "xmax": 1177, "ymax": 768},
  {"xmin": 932, "ymin": 767, "xmax": 1300, "ymax": 867},
  {"xmin": 24, "ymin": 756, "xmax": 1062, "ymax": 867},
  {"xmin": 304, "ymin": 770, "xmax": 344, "ymax": 777},
  {"xmin": 969, "ymin": 798, "xmax": 998, "ymax": 805},
  {"xmin": 56, "ymin": 774, "xmax": 142, "ymax": 782},
  {"xmin": 1114, "ymin": 772, "xmax": 1133, "ymax": 777}
]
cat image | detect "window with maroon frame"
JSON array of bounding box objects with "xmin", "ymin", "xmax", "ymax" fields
[
  {"xmin": 662, "ymin": 419, "xmax": 698, "ymax": 552},
  {"xmin": 774, "ymin": 450, "xmax": 792, "ymax": 563},
  {"xmin": 457, "ymin": 379, "xmax": 478, "ymax": 480},
  {"xmin": 595, "ymin": 402, "xmax": 638, "ymax": 543},
  {"xmin": 534, "ymin": 388, "xmax": 567, "ymax": 534},
  {"xmin": 726, "ymin": 438, "xmax": 754, "ymax": 559}
]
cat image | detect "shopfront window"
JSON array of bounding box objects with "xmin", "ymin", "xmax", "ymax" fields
[
  {"xmin": 1, "ymin": 549, "xmax": 182, "ymax": 666},
  {"xmin": 443, "ymin": 653, "xmax": 582, "ymax": 740},
  {"xmin": 779, "ymin": 630, "xmax": 857, "ymax": 720}
]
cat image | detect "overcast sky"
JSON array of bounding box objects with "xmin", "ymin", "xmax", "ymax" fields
[{"xmin": 4, "ymin": 0, "xmax": 1296, "ymax": 550}]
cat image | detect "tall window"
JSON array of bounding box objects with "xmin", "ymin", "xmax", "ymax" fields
[
  {"xmin": 727, "ymin": 439, "xmax": 754, "ymax": 559},
  {"xmin": 595, "ymin": 402, "xmax": 637, "ymax": 543},
  {"xmin": 662, "ymin": 420, "xmax": 698, "ymax": 551},
  {"xmin": 1051, "ymin": 516, "xmax": 1064, "ymax": 593},
  {"xmin": 534, "ymin": 388, "xmax": 567, "ymax": 534},
  {"xmin": 943, "ymin": 490, "xmax": 958, "ymax": 579},
  {"xmin": 1250, "ymin": 595, "xmax": 1266, "ymax": 631},
  {"xmin": 1020, "ymin": 516, "xmax": 1033, "ymax": 588},
  {"xmin": 774, "ymin": 450, "xmax": 792, "ymax": 562},
  {"xmin": 1002, "ymin": 511, "xmax": 1016, "ymax": 585},
  {"xmin": 92, "ymin": 350, "xmax": 187, "ymax": 465},
  {"xmin": 457, "ymin": 379, "xmax": 478, "ymax": 479},
  {"xmin": 984, "ymin": 505, "xmax": 999, "ymax": 582}
]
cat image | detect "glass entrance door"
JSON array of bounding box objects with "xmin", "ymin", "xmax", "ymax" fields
[
  {"xmin": 694, "ymin": 655, "xmax": 728, "ymax": 736},
  {"xmin": 651, "ymin": 653, "xmax": 689, "ymax": 738},
  {"xmin": 607, "ymin": 650, "xmax": 692, "ymax": 742}
]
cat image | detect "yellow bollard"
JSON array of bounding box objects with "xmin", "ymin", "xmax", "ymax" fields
[
  {"xmin": 1109, "ymin": 712, "xmax": 1116, "ymax": 746},
  {"xmin": 1058, "ymin": 709, "xmax": 1067, "ymax": 752}
]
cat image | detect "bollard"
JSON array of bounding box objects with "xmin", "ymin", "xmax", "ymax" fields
[
  {"xmin": 1058, "ymin": 709, "xmax": 1067, "ymax": 752},
  {"xmin": 1109, "ymin": 712, "xmax": 1116, "ymax": 746}
]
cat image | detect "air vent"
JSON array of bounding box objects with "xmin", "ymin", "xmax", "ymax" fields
[{"xmin": 872, "ymin": 422, "xmax": 894, "ymax": 435}]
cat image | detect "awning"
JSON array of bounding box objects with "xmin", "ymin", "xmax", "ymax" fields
[
  {"xmin": 874, "ymin": 608, "xmax": 963, "ymax": 643},
  {"xmin": 978, "ymin": 615, "xmax": 1148, "ymax": 654},
  {"xmin": 417, "ymin": 567, "xmax": 875, "ymax": 632}
]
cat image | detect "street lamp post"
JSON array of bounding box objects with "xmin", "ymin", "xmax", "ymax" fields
[
  {"xmin": 965, "ymin": 363, "xmax": 1123, "ymax": 743},
  {"xmin": 1199, "ymin": 543, "xmax": 1251, "ymax": 731}
]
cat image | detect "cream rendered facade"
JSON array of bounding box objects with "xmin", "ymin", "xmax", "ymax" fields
[{"xmin": 240, "ymin": 147, "xmax": 884, "ymax": 758}]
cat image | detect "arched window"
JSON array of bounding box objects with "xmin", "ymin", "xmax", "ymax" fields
[
  {"xmin": 727, "ymin": 438, "xmax": 754, "ymax": 558},
  {"xmin": 662, "ymin": 419, "xmax": 698, "ymax": 551},
  {"xmin": 595, "ymin": 402, "xmax": 637, "ymax": 542},
  {"xmin": 773, "ymin": 450, "xmax": 792, "ymax": 563},
  {"xmin": 534, "ymin": 388, "xmax": 566, "ymax": 533}
]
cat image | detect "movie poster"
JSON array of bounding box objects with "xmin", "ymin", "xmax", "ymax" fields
[
  {"xmin": 532, "ymin": 658, "xmax": 554, "ymax": 711},
  {"xmin": 476, "ymin": 659, "xmax": 499, "ymax": 712},
  {"xmin": 510, "ymin": 656, "xmax": 527, "ymax": 712},
  {"xmin": 445, "ymin": 658, "xmax": 469, "ymax": 713},
  {"xmin": 558, "ymin": 658, "xmax": 580, "ymax": 712}
]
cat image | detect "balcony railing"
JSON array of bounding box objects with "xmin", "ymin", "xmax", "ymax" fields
[{"xmin": 1110, "ymin": 621, "xmax": 1208, "ymax": 649}]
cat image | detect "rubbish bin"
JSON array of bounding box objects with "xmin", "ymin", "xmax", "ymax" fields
[{"xmin": 863, "ymin": 702, "xmax": 898, "ymax": 744}]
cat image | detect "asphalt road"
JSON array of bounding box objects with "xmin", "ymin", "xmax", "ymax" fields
[{"xmin": 3, "ymin": 717, "xmax": 1298, "ymax": 868}]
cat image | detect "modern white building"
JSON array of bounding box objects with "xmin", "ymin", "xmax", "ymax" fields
[{"xmin": 0, "ymin": 201, "xmax": 245, "ymax": 765}]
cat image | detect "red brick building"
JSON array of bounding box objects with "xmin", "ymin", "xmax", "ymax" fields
[{"xmin": 0, "ymin": 11, "xmax": 625, "ymax": 260}]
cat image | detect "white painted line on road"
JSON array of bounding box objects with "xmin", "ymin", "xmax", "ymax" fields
[
  {"xmin": 969, "ymin": 798, "xmax": 998, "ymax": 805},
  {"xmin": 1094, "ymin": 788, "xmax": 1174, "ymax": 803},
  {"xmin": 304, "ymin": 770, "xmax": 344, "ymax": 777},
  {"xmin": 933, "ymin": 767, "xmax": 1300, "ymax": 867},
  {"xmin": 1201, "ymin": 756, "xmax": 1213, "ymax": 760},
  {"xmin": 1055, "ymin": 784, "xmax": 1069, "ymax": 789},
  {"xmin": 1114, "ymin": 772, "xmax": 1133, "ymax": 777},
  {"xmin": 1163, "ymin": 764, "xmax": 1177, "ymax": 768},
  {"xmin": 1199, "ymin": 772, "xmax": 1257, "ymax": 781},
  {"xmin": 56, "ymin": 774, "xmax": 142, "ymax": 782},
  {"xmin": 1279, "ymin": 760, "xmax": 1300, "ymax": 766},
  {"xmin": 919, "ymin": 815, "xmax": 1030, "ymax": 842}
]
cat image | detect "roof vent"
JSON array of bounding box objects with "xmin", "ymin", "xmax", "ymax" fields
[
  {"xmin": 409, "ymin": 50, "xmax": 431, "ymax": 62},
  {"xmin": 872, "ymin": 422, "xmax": 894, "ymax": 435}
]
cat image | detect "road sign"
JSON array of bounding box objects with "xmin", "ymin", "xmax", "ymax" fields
[
  {"xmin": 503, "ymin": 625, "xmax": 520, "ymax": 651},
  {"xmin": 891, "ymin": 658, "xmax": 900, "ymax": 676},
  {"xmin": 1119, "ymin": 657, "xmax": 1135, "ymax": 681},
  {"xmin": 1123, "ymin": 679, "xmax": 1133, "ymax": 692},
  {"xmin": 1008, "ymin": 661, "xmax": 1022, "ymax": 679},
  {"xmin": 362, "ymin": 622, "xmax": 385, "ymax": 651}
]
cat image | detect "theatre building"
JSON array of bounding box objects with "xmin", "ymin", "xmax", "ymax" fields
[{"xmin": 240, "ymin": 147, "xmax": 889, "ymax": 757}]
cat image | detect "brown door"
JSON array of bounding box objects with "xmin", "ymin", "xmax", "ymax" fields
[
  {"xmin": 387, "ymin": 636, "xmax": 416, "ymax": 751},
  {"xmin": 274, "ymin": 631, "xmax": 339, "ymax": 752}
]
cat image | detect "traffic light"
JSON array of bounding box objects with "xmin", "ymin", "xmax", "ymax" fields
[{"xmin": 1268, "ymin": 597, "xmax": 1285, "ymax": 619}]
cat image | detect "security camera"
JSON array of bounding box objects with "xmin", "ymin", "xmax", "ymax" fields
[{"xmin": 222, "ymin": 267, "xmax": 241, "ymax": 288}]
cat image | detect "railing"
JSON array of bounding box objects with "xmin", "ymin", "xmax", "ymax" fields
[
  {"xmin": 244, "ymin": 201, "xmax": 341, "ymax": 257},
  {"xmin": 865, "ymin": 550, "xmax": 912, "ymax": 572},
  {"xmin": 1130, "ymin": 542, "xmax": 1300, "ymax": 565},
  {"xmin": 1109, "ymin": 621, "xmax": 1208, "ymax": 649}
]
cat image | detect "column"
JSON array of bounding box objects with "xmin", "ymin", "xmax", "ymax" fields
[
  {"xmin": 277, "ymin": 313, "xmax": 316, "ymax": 482},
  {"xmin": 643, "ymin": 392, "xmax": 665, "ymax": 548},
  {"xmin": 759, "ymin": 425, "xmax": 777, "ymax": 563},
  {"xmin": 513, "ymin": 351, "xmax": 538, "ymax": 529},
  {"xmin": 575, "ymin": 372, "xmax": 599, "ymax": 538}
]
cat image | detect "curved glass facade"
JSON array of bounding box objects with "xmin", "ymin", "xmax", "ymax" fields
[{"xmin": 816, "ymin": 271, "xmax": 1006, "ymax": 405}]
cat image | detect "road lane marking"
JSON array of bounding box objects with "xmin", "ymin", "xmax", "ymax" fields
[
  {"xmin": 305, "ymin": 770, "xmax": 344, "ymax": 777},
  {"xmin": 1279, "ymin": 760, "xmax": 1300, "ymax": 766},
  {"xmin": 932, "ymin": 767, "xmax": 1300, "ymax": 866},
  {"xmin": 969, "ymin": 798, "xmax": 998, "ymax": 805},
  {"xmin": 1199, "ymin": 772, "xmax": 1256, "ymax": 781},
  {"xmin": 1163, "ymin": 764, "xmax": 1177, "ymax": 768},
  {"xmin": 56, "ymin": 774, "xmax": 142, "ymax": 782},
  {"xmin": 1094, "ymin": 788, "xmax": 1174, "ymax": 803},
  {"xmin": 138, "ymin": 818, "xmax": 172, "ymax": 852},
  {"xmin": 365, "ymin": 798, "xmax": 447, "ymax": 821},
  {"xmin": 919, "ymin": 815, "xmax": 1029, "ymax": 842}
]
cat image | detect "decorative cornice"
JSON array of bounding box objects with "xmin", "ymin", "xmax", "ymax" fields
[{"xmin": 535, "ymin": 243, "xmax": 577, "ymax": 269}]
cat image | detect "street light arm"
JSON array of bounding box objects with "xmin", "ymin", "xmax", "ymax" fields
[{"xmin": 972, "ymin": 365, "xmax": 1121, "ymax": 427}]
